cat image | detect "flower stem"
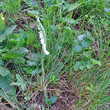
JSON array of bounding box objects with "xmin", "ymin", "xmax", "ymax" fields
[{"xmin": 41, "ymin": 53, "xmax": 48, "ymax": 101}]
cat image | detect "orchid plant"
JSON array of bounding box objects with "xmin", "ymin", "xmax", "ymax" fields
[{"xmin": 35, "ymin": 12, "xmax": 50, "ymax": 105}]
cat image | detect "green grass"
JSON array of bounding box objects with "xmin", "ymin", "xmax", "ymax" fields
[{"xmin": 0, "ymin": 0, "xmax": 110, "ymax": 109}]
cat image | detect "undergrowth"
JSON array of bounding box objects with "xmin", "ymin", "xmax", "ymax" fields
[{"xmin": 0, "ymin": 0, "xmax": 110, "ymax": 110}]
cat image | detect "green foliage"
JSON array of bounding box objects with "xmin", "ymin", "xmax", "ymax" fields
[
  {"xmin": 0, "ymin": 25, "xmax": 17, "ymax": 43},
  {"xmin": 45, "ymin": 95, "xmax": 57, "ymax": 106},
  {"xmin": 0, "ymin": 67, "xmax": 15, "ymax": 96},
  {"xmin": 0, "ymin": 0, "xmax": 109, "ymax": 109},
  {"xmin": 50, "ymin": 75, "xmax": 59, "ymax": 84},
  {"xmin": 73, "ymin": 31, "xmax": 95, "ymax": 52},
  {"xmin": 85, "ymin": 83, "xmax": 94, "ymax": 93},
  {"xmin": 11, "ymin": 74, "xmax": 26, "ymax": 91},
  {"xmin": 1, "ymin": 0, "xmax": 20, "ymax": 12},
  {"xmin": 0, "ymin": 14, "xmax": 5, "ymax": 30}
]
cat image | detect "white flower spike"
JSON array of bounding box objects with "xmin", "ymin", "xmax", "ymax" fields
[{"xmin": 36, "ymin": 12, "xmax": 49, "ymax": 55}]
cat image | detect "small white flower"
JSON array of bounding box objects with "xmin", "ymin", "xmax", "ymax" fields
[
  {"xmin": 42, "ymin": 44, "xmax": 49, "ymax": 55},
  {"xmin": 36, "ymin": 12, "xmax": 49, "ymax": 55}
]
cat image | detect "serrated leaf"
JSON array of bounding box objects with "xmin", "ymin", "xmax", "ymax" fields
[
  {"xmin": 0, "ymin": 66, "xmax": 10, "ymax": 76},
  {"xmin": 0, "ymin": 25, "xmax": 16, "ymax": 42}
]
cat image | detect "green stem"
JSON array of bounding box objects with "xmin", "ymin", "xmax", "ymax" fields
[{"xmin": 41, "ymin": 54, "xmax": 48, "ymax": 100}]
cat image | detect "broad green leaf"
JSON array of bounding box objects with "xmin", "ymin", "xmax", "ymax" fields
[
  {"xmin": 73, "ymin": 43, "xmax": 82, "ymax": 52},
  {"xmin": 23, "ymin": 67, "xmax": 33, "ymax": 73},
  {"xmin": 87, "ymin": 31, "xmax": 91, "ymax": 37},
  {"xmin": 87, "ymin": 36, "xmax": 95, "ymax": 42},
  {"xmin": 2, "ymin": 48, "xmax": 28, "ymax": 59},
  {"xmin": 91, "ymin": 59, "xmax": 101, "ymax": 66},
  {"xmin": 26, "ymin": 32, "xmax": 36, "ymax": 45},
  {"xmin": 21, "ymin": 83, "xmax": 26, "ymax": 91},
  {"xmin": 74, "ymin": 61, "xmax": 81, "ymax": 71},
  {"xmin": 25, "ymin": 53, "xmax": 41, "ymax": 60},
  {"xmin": 81, "ymin": 39, "xmax": 91, "ymax": 48},
  {"xmin": 47, "ymin": 5, "xmax": 57, "ymax": 19},
  {"xmin": 79, "ymin": 66, "xmax": 85, "ymax": 70},
  {"xmin": 2, "ymin": 51, "xmax": 23, "ymax": 59},
  {"xmin": 0, "ymin": 60, "xmax": 4, "ymax": 66},
  {"xmin": 77, "ymin": 34, "xmax": 86, "ymax": 41},
  {"xmin": 16, "ymin": 74, "xmax": 23, "ymax": 83},
  {"xmin": 31, "ymin": 69, "xmax": 41, "ymax": 75},
  {"xmin": 0, "ymin": 66, "xmax": 10, "ymax": 76},
  {"xmin": 86, "ymin": 64, "xmax": 93, "ymax": 69},
  {"xmin": 0, "ymin": 25, "xmax": 16, "ymax": 42},
  {"xmin": 52, "ymin": 75, "xmax": 56, "ymax": 81},
  {"xmin": 27, "ymin": 10, "xmax": 36, "ymax": 17},
  {"xmin": 11, "ymin": 82, "xmax": 22, "ymax": 86},
  {"xmin": 49, "ymin": 95, "xmax": 57, "ymax": 104},
  {"xmin": 85, "ymin": 86, "xmax": 94, "ymax": 93},
  {"xmin": 86, "ymin": 60, "xmax": 93, "ymax": 69},
  {"xmin": 0, "ymin": 29, "xmax": 3, "ymax": 35},
  {"xmin": 26, "ymin": 60, "xmax": 38, "ymax": 66},
  {"xmin": 0, "ymin": 74, "xmax": 15, "ymax": 96},
  {"xmin": 31, "ymin": 69, "xmax": 38, "ymax": 75},
  {"xmin": 16, "ymin": 37, "xmax": 25, "ymax": 47},
  {"xmin": 15, "ymin": 57, "xmax": 25, "ymax": 65},
  {"xmin": 45, "ymin": 96, "xmax": 57, "ymax": 106}
]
